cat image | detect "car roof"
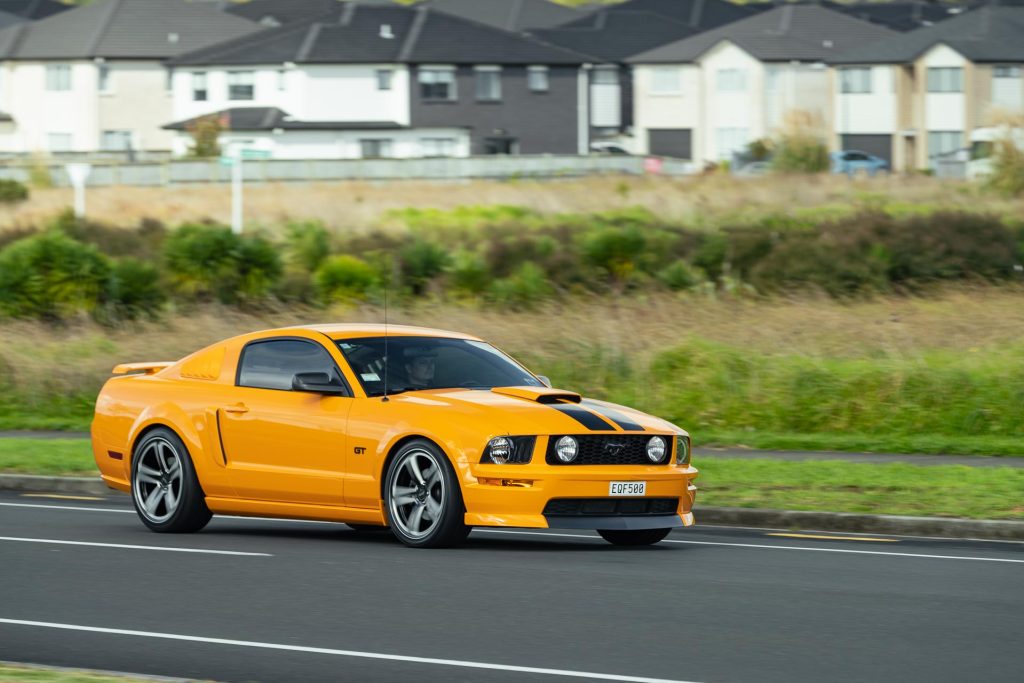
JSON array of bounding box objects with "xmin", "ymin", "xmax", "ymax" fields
[{"xmin": 286, "ymin": 324, "xmax": 482, "ymax": 342}]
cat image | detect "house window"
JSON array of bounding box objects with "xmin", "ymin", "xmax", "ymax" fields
[
  {"xmin": 715, "ymin": 127, "xmax": 749, "ymax": 160},
  {"xmin": 593, "ymin": 68, "xmax": 618, "ymax": 85},
  {"xmin": 993, "ymin": 65, "xmax": 1022, "ymax": 110},
  {"xmin": 98, "ymin": 65, "xmax": 111, "ymax": 93},
  {"xmin": 528, "ymin": 66, "xmax": 549, "ymax": 92},
  {"xmin": 192, "ymin": 72, "xmax": 208, "ymax": 101},
  {"xmin": 165, "ymin": 68, "xmax": 174, "ymax": 92},
  {"xmin": 839, "ymin": 67, "xmax": 872, "ymax": 94},
  {"xmin": 650, "ymin": 67, "xmax": 682, "ymax": 94},
  {"xmin": 102, "ymin": 130, "xmax": 133, "ymax": 151},
  {"xmin": 47, "ymin": 133, "xmax": 72, "ymax": 152},
  {"xmin": 277, "ymin": 69, "xmax": 287, "ymax": 91},
  {"xmin": 928, "ymin": 131, "xmax": 962, "ymax": 160},
  {"xmin": 716, "ymin": 68, "xmax": 746, "ymax": 92},
  {"xmin": 360, "ymin": 139, "xmax": 393, "ymax": 158},
  {"xmin": 421, "ymin": 137, "xmax": 457, "ymax": 157},
  {"xmin": 376, "ymin": 69, "xmax": 393, "ymax": 91},
  {"xmin": 475, "ymin": 66, "xmax": 501, "ymax": 101},
  {"xmin": 419, "ymin": 67, "xmax": 456, "ymax": 101},
  {"xmin": 45, "ymin": 65, "xmax": 71, "ymax": 91},
  {"xmin": 927, "ymin": 67, "xmax": 963, "ymax": 93},
  {"xmin": 228, "ymin": 71, "xmax": 255, "ymax": 101}
]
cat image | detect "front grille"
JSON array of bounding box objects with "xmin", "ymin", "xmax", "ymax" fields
[
  {"xmin": 543, "ymin": 498, "xmax": 679, "ymax": 517},
  {"xmin": 545, "ymin": 435, "xmax": 673, "ymax": 465}
]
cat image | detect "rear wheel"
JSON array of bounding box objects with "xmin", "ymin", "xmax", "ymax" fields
[
  {"xmin": 383, "ymin": 439, "xmax": 469, "ymax": 548},
  {"xmin": 598, "ymin": 528, "xmax": 672, "ymax": 546},
  {"xmin": 131, "ymin": 427, "xmax": 211, "ymax": 533}
]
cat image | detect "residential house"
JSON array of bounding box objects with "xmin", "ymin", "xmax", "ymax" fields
[
  {"xmin": 165, "ymin": 2, "xmax": 591, "ymax": 159},
  {"xmin": 0, "ymin": 0, "xmax": 259, "ymax": 155},
  {"xmin": 830, "ymin": 5, "xmax": 1024, "ymax": 171},
  {"xmin": 530, "ymin": 0, "xmax": 761, "ymax": 146},
  {"xmin": 823, "ymin": 1, "xmax": 963, "ymax": 32},
  {"xmin": 628, "ymin": 5, "xmax": 895, "ymax": 162},
  {"xmin": 419, "ymin": 0, "xmax": 583, "ymax": 31}
]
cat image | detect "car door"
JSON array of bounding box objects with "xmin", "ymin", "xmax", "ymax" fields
[{"xmin": 219, "ymin": 336, "xmax": 353, "ymax": 506}]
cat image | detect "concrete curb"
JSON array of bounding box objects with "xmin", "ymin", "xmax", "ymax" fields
[{"xmin": 2, "ymin": 475, "xmax": 1022, "ymax": 541}]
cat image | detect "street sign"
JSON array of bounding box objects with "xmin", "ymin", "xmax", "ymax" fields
[
  {"xmin": 240, "ymin": 149, "xmax": 272, "ymax": 160},
  {"xmin": 219, "ymin": 156, "xmax": 237, "ymax": 166}
]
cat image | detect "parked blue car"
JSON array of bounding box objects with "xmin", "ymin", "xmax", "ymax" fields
[{"xmin": 831, "ymin": 150, "xmax": 889, "ymax": 176}]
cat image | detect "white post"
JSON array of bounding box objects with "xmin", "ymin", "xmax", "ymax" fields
[
  {"xmin": 65, "ymin": 163, "xmax": 91, "ymax": 218},
  {"xmin": 231, "ymin": 157, "xmax": 243, "ymax": 234}
]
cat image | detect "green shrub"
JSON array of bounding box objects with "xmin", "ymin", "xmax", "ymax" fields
[
  {"xmin": 0, "ymin": 178, "xmax": 28, "ymax": 203},
  {"xmin": 284, "ymin": 221, "xmax": 330, "ymax": 273},
  {"xmin": 985, "ymin": 136, "xmax": 1024, "ymax": 197},
  {"xmin": 315, "ymin": 255, "xmax": 378, "ymax": 302},
  {"xmin": 582, "ymin": 226, "xmax": 646, "ymax": 283},
  {"xmin": 489, "ymin": 262, "xmax": 552, "ymax": 310},
  {"xmin": 657, "ymin": 260, "xmax": 704, "ymax": 291},
  {"xmin": 449, "ymin": 249, "xmax": 492, "ymax": 295},
  {"xmin": 771, "ymin": 134, "xmax": 830, "ymax": 174},
  {"xmin": 103, "ymin": 258, "xmax": 166, "ymax": 319},
  {"xmin": 53, "ymin": 210, "xmax": 166, "ymax": 259},
  {"xmin": 0, "ymin": 231, "xmax": 110, "ymax": 319},
  {"xmin": 400, "ymin": 239, "xmax": 450, "ymax": 295},
  {"xmin": 163, "ymin": 224, "xmax": 281, "ymax": 303}
]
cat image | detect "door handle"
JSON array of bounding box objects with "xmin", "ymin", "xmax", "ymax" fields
[{"xmin": 224, "ymin": 403, "xmax": 249, "ymax": 414}]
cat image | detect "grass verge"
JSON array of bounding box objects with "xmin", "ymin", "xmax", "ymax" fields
[
  {"xmin": 698, "ymin": 430, "xmax": 1024, "ymax": 457},
  {"xmin": 2, "ymin": 440, "xmax": 1021, "ymax": 520},
  {"xmin": 0, "ymin": 663, "xmax": 156, "ymax": 683}
]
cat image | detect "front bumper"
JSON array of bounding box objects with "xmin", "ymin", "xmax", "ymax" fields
[{"xmin": 460, "ymin": 461, "xmax": 698, "ymax": 530}]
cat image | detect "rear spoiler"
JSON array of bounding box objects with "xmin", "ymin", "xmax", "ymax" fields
[{"xmin": 112, "ymin": 362, "xmax": 174, "ymax": 376}]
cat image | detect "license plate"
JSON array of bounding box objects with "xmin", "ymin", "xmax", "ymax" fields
[{"xmin": 609, "ymin": 481, "xmax": 646, "ymax": 497}]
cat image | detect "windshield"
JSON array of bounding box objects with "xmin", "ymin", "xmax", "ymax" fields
[{"xmin": 336, "ymin": 336, "xmax": 542, "ymax": 397}]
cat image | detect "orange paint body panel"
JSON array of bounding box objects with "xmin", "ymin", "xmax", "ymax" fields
[{"xmin": 91, "ymin": 324, "xmax": 698, "ymax": 530}]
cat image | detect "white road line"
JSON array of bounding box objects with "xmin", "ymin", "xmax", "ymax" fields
[
  {"xmin": 5, "ymin": 501, "xmax": 1022, "ymax": 562},
  {"xmin": 475, "ymin": 529, "xmax": 1024, "ymax": 564},
  {"xmin": 0, "ymin": 537, "xmax": 271, "ymax": 557},
  {"xmin": 0, "ymin": 618, "xmax": 699, "ymax": 683}
]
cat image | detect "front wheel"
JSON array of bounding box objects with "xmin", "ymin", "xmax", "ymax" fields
[
  {"xmin": 131, "ymin": 427, "xmax": 211, "ymax": 534},
  {"xmin": 383, "ymin": 439, "xmax": 469, "ymax": 548},
  {"xmin": 598, "ymin": 528, "xmax": 672, "ymax": 546}
]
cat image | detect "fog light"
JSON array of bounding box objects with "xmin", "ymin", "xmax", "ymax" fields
[
  {"xmin": 555, "ymin": 436, "xmax": 578, "ymax": 463},
  {"xmin": 647, "ymin": 436, "xmax": 667, "ymax": 463},
  {"xmin": 487, "ymin": 437, "xmax": 513, "ymax": 464}
]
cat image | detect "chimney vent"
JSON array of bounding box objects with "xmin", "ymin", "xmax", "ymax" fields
[{"xmin": 380, "ymin": 24, "xmax": 394, "ymax": 39}]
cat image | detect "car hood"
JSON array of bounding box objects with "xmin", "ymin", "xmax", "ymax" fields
[{"xmin": 390, "ymin": 386, "xmax": 683, "ymax": 436}]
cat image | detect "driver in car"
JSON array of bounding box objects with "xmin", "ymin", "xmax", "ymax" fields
[{"xmin": 403, "ymin": 347, "xmax": 437, "ymax": 389}]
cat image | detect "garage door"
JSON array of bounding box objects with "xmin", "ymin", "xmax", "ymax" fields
[
  {"xmin": 648, "ymin": 129, "xmax": 692, "ymax": 159},
  {"xmin": 840, "ymin": 134, "xmax": 892, "ymax": 165}
]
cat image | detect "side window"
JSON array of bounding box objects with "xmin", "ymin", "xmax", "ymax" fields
[{"xmin": 237, "ymin": 340, "xmax": 347, "ymax": 393}]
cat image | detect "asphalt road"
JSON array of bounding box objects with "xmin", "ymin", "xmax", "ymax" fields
[{"xmin": 0, "ymin": 491, "xmax": 1021, "ymax": 683}]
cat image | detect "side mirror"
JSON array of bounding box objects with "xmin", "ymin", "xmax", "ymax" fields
[
  {"xmin": 292, "ymin": 372, "xmax": 346, "ymax": 395},
  {"xmin": 537, "ymin": 375, "xmax": 552, "ymax": 388}
]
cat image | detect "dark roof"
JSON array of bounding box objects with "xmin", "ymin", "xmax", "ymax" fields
[
  {"xmin": 163, "ymin": 107, "xmax": 407, "ymax": 131},
  {"xmin": 830, "ymin": 6, "xmax": 1024, "ymax": 64},
  {"xmin": 0, "ymin": 8, "xmax": 26, "ymax": 30},
  {"xmin": 0, "ymin": 0, "xmax": 69, "ymax": 20},
  {"xmin": 530, "ymin": 11, "xmax": 699, "ymax": 62},
  {"xmin": 225, "ymin": 0, "xmax": 349, "ymax": 27},
  {"xmin": 629, "ymin": 4, "xmax": 897, "ymax": 63},
  {"xmin": 0, "ymin": 0, "xmax": 261, "ymax": 60},
  {"xmin": 171, "ymin": 3, "xmax": 591, "ymax": 66},
  {"xmin": 823, "ymin": 1, "xmax": 963, "ymax": 32},
  {"xmin": 421, "ymin": 0, "xmax": 582, "ymax": 31},
  {"xmin": 561, "ymin": 0, "xmax": 763, "ymax": 30}
]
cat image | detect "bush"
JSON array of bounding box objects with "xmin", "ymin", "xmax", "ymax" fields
[
  {"xmin": 489, "ymin": 262, "xmax": 552, "ymax": 309},
  {"xmin": 163, "ymin": 224, "xmax": 282, "ymax": 303},
  {"xmin": 657, "ymin": 260, "xmax": 704, "ymax": 291},
  {"xmin": 315, "ymin": 255, "xmax": 378, "ymax": 302},
  {"xmin": 284, "ymin": 221, "xmax": 330, "ymax": 273},
  {"xmin": 986, "ymin": 136, "xmax": 1024, "ymax": 197},
  {"xmin": 0, "ymin": 231, "xmax": 110, "ymax": 319},
  {"xmin": 0, "ymin": 179, "xmax": 28, "ymax": 203},
  {"xmin": 400, "ymin": 239, "xmax": 450, "ymax": 295},
  {"xmin": 582, "ymin": 226, "xmax": 646, "ymax": 284},
  {"xmin": 449, "ymin": 249, "xmax": 492, "ymax": 295},
  {"xmin": 53, "ymin": 210, "xmax": 166, "ymax": 259},
  {"xmin": 103, "ymin": 258, "xmax": 166, "ymax": 319},
  {"xmin": 771, "ymin": 134, "xmax": 830, "ymax": 173}
]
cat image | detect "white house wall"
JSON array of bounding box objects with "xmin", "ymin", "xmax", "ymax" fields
[
  {"xmin": 764, "ymin": 64, "xmax": 830, "ymax": 133},
  {"xmin": 2, "ymin": 61, "xmax": 99, "ymax": 153},
  {"xmin": 923, "ymin": 44, "xmax": 966, "ymax": 133},
  {"xmin": 700, "ymin": 41, "xmax": 764, "ymax": 161},
  {"xmin": 834, "ymin": 65, "xmax": 897, "ymax": 134},
  {"xmin": 631, "ymin": 64, "xmax": 699, "ymax": 155},
  {"xmin": 97, "ymin": 61, "xmax": 174, "ymax": 151}
]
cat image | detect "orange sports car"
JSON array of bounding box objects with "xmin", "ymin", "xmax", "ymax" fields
[{"xmin": 91, "ymin": 325, "xmax": 698, "ymax": 548}]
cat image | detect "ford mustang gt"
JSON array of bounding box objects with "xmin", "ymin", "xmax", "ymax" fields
[{"xmin": 92, "ymin": 325, "xmax": 698, "ymax": 548}]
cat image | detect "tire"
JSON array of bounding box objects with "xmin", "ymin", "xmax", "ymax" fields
[
  {"xmin": 598, "ymin": 528, "xmax": 672, "ymax": 547},
  {"xmin": 131, "ymin": 427, "xmax": 212, "ymax": 534},
  {"xmin": 383, "ymin": 439, "xmax": 469, "ymax": 548}
]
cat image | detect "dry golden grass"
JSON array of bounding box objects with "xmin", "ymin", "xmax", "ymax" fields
[
  {"xmin": 2, "ymin": 174, "xmax": 1020, "ymax": 234},
  {"xmin": 2, "ymin": 287, "xmax": 1022, "ymax": 399}
]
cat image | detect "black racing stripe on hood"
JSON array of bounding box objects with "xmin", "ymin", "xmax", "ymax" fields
[
  {"xmin": 581, "ymin": 400, "xmax": 645, "ymax": 432},
  {"xmin": 550, "ymin": 403, "xmax": 616, "ymax": 431}
]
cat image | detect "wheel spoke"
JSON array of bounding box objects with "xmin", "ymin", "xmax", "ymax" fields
[
  {"xmin": 425, "ymin": 497, "xmax": 441, "ymax": 521},
  {"xmin": 393, "ymin": 495, "xmax": 416, "ymax": 507},
  {"xmin": 166, "ymin": 457, "xmax": 181, "ymax": 480},
  {"xmin": 406, "ymin": 456, "xmax": 426, "ymax": 485},
  {"xmin": 408, "ymin": 504, "xmax": 426, "ymax": 533},
  {"xmin": 155, "ymin": 443, "xmax": 170, "ymax": 474},
  {"xmin": 137, "ymin": 471, "xmax": 161, "ymax": 486},
  {"xmin": 163, "ymin": 485, "xmax": 177, "ymax": 512},
  {"xmin": 138, "ymin": 464, "xmax": 161, "ymax": 479},
  {"xmin": 144, "ymin": 487, "xmax": 165, "ymax": 515}
]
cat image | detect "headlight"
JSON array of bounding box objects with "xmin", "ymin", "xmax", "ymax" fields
[
  {"xmin": 486, "ymin": 437, "xmax": 512, "ymax": 464},
  {"xmin": 555, "ymin": 435, "xmax": 578, "ymax": 463},
  {"xmin": 676, "ymin": 435, "xmax": 691, "ymax": 465},
  {"xmin": 646, "ymin": 436, "xmax": 667, "ymax": 463}
]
